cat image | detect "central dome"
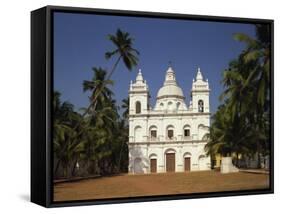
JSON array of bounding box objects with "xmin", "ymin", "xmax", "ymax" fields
[
  {"xmin": 156, "ymin": 66, "xmax": 185, "ymax": 100},
  {"xmin": 157, "ymin": 84, "xmax": 184, "ymax": 99}
]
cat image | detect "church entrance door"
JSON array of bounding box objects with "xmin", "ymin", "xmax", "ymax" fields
[
  {"xmin": 184, "ymin": 157, "xmax": 191, "ymax": 171},
  {"xmin": 166, "ymin": 153, "xmax": 175, "ymax": 172},
  {"xmin": 150, "ymin": 159, "xmax": 157, "ymax": 173}
]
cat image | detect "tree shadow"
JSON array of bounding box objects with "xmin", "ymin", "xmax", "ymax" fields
[{"xmin": 129, "ymin": 145, "xmax": 149, "ymax": 173}]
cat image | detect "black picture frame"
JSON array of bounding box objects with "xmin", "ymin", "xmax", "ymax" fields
[{"xmin": 31, "ymin": 5, "xmax": 274, "ymax": 208}]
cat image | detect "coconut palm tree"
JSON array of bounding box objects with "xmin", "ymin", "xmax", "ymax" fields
[
  {"xmin": 105, "ymin": 28, "xmax": 140, "ymax": 79},
  {"xmin": 79, "ymin": 29, "xmax": 139, "ymax": 120},
  {"xmin": 83, "ymin": 67, "xmax": 114, "ymax": 111},
  {"xmin": 205, "ymin": 104, "xmax": 255, "ymax": 167},
  {"xmin": 66, "ymin": 29, "xmax": 139, "ymax": 174},
  {"xmin": 207, "ymin": 24, "xmax": 271, "ymax": 168},
  {"xmin": 233, "ymin": 24, "xmax": 270, "ymax": 109},
  {"xmin": 53, "ymin": 91, "xmax": 85, "ymax": 177}
]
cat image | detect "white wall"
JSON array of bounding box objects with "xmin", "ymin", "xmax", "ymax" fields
[
  {"xmin": 0, "ymin": 0, "xmax": 279, "ymax": 213},
  {"xmin": 129, "ymin": 142, "xmax": 210, "ymax": 173},
  {"xmin": 129, "ymin": 114, "xmax": 210, "ymax": 142}
]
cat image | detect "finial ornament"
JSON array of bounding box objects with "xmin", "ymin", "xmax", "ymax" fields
[
  {"xmin": 196, "ymin": 67, "xmax": 203, "ymax": 81},
  {"xmin": 136, "ymin": 68, "xmax": 144, "ymax": 82}
]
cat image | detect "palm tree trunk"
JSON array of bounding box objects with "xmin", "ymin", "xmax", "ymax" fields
[{"xmin": 106, "ymin": 55, "xmax": 122, "ymax": 81}]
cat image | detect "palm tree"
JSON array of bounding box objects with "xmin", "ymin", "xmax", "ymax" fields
[
  {"xmin": 53, "ymin": 91, "xmax": 84, "ymax": 177},
  {"xmin": 79, "ymin": 29, "xmax": 139, "ymax": 119},
  {"xmin": 54, "ymin": 69, "xmax": 117, "ymax": 177},
  {"xmin": 207, "ymin": 24, "xmax": 271, "ymax": 169},
  {"xmin": 83, "ymin": 67, "xmax": 114, "ymax": 111},
  {"xmin": 233, "ymin": 24, "xmax": 270, "ymax": 109},
  {"xmin": 115, "ymin": 119, "xmax": 128, "ymax": 172},
  {"xmin": 220, "ymin": 58, "xmax": 256, "ymax": 120},
  {"xmin": 62, "ymin": 29, "xmax": 139, "ymax": 174},
  {"xmin": 54, "ymin": 29, "xmax": 139, "ymax": 177},
  {"xmin": 82, "ymin": 74, "xmax": 120, "ymax": 175},
  {"xmin": 105, "ymin": 28, "xmax": 140, "ymax": 79},
  {"xmin": 107, "ymin": 97, "xmax": 130, "ymax": 173},
  {"xmin": 205, "ymin": 104, "xmax": 254, "ymax": 167}
]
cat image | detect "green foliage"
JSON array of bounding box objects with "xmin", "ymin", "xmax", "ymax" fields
[
  {"xmin": 53, "ymin": 29, "xmax": 138, "ymax": 179},
  {"xmin": 105, "ymin": 28, "xmax": 139, "ymax": 71},
  {"xmin": 205, "ymin": 24, "xmax": 271, "ymax": 168}
]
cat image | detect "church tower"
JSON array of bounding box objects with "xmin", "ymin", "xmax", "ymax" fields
[
  {"xmin": 191, "ymin": 67, "xmax": 210, "ymax": 113},
  {"xmin": 129, "ymin": 69, "xmax": 150, "ymax": 115}
]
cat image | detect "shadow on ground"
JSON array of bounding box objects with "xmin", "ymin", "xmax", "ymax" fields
[{"xmin": 19, "ymin": 194, "xmax": 30, "ymax": 202}]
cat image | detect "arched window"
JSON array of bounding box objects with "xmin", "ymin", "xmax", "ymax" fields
[
  {"xmin": 167, "ymin": 125, "xmax": 174, "ymax": 140},
  {"xmin": 184, "ymin": 129, "xmax": 190, "ymax": 137},
  {"xmin": 136, "ymin": 101, "xmax": 141, "ymax": 114},
  {"xmin": 134, "ymin": 126, "xmax": 142, "ymax": 142},
  {"xmin": 160, "ymin": 102, "xmax": 164, "ymax": 110},
  {"xmin": 198, "ymin": 124, "xmax": 207, "ymax": 140},
  {"xmin": 168, "ymin": 101, "xmax": 173, "ymax": 111},
  {"xmin": 183, "ymin": 125, "xmax": 191, "ymax": 138},
  {"xmin": 198, "ymin": 100, "xmax": 204, "ymax": 112},
  {"xmin": 149, "ymin": 126, "xmax": 157, "ymax": 140}
]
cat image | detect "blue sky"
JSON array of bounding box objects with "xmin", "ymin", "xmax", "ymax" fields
[{"xmin": 53, "ymin": 12, "xmax": 256, "ymax": 115}]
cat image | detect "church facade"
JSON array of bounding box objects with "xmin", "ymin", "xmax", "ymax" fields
[{"xmin": 128, "ymin": 66, "xmax": 211, "ymax": 174}]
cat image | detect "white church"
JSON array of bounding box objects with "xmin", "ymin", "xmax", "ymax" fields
[{"xmin": 128, "ymin": 65, "xmax": 211, "ymax": 174}]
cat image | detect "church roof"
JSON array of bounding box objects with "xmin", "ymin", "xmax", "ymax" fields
[{"xmin": 156, "ymin": 66, "xmax": 185, "ymax": 99}]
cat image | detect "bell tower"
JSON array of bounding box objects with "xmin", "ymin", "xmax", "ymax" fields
[
  {"xmin": 129, "ymin": 69, "xmax": 150, "ymax": 115},
  {"xmin": 191, "ymin": 67, "xmax": 210, "ymax": 113}
]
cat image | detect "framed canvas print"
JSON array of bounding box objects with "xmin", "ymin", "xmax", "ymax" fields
[{"xmin": 31, "ymin": 5, "xmax": 274, "ymax": 207}]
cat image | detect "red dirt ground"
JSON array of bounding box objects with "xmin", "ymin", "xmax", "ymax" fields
[{"xmin": 54, "ymin": 171, "xmax": 269, "ymax": 201}]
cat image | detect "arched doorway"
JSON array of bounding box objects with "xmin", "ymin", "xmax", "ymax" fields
[
  {"xmin": 183, "ymin": 152, "xmax": 191, "ymax": 172},
  {"xmin": 165, "ymin": 149, "xmax": 176, "ymax": 172},
  {"xmin": 134, "ymin": 157, "xmax": 143, "ymax": 174},
  {"xmin": 150, "ymin": 159, "xmax": 157, "ymax": 173},
  {"xmin": 149, "ymin": 154, "xmax": 157, "ymax": 173},
  {"xmin": 198, "ymin": 155, "xmax": 206, "ymax": 170}
]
